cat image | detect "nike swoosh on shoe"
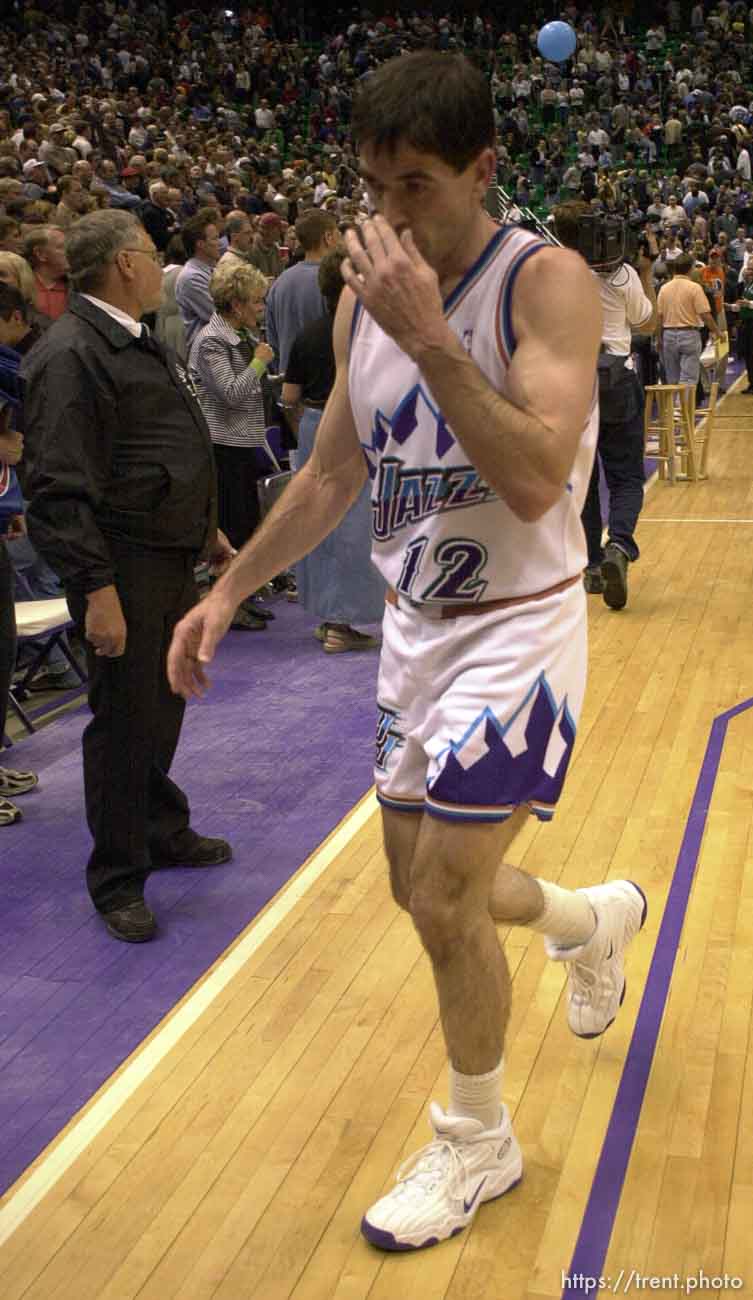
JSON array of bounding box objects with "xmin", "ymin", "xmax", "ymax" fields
[{"xmin": 463, "ymin": 1177, "xmax": 487, "ymax": 1214}]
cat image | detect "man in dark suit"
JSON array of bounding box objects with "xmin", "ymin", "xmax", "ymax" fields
[{"xmin": 24, "ymin": 210, "xmax": 234, "ymax": 943}]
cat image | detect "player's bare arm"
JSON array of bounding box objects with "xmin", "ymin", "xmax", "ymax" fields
[
  {"xmin": 343, "ymin": 217, "xmax": 602, "ymax": 522},
  {"xmin": 167, "ymin": 288, "xmax": 367, "ymax": 700}
]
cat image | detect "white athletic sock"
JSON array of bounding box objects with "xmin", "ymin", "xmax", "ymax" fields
[
  {"xmin": 527, "ymin": 880, "xmax": 597, "ymax": 950},
  {"xmin": 448, "ymin": 1059, "xmax": 504, "ymax": 1133}
]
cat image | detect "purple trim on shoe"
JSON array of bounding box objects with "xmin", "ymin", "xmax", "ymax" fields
[
  {"xmin": 574, "ymin": 981, "xmax": 626, "ymax": 1040},
  {"xmin": 629, "ymin": 880, "xmax": 649, "ymax": 929},
  {"xmin": 571, "ymin": 882, "xmax": 648, "ymax": 1039},
  {"xmin": 360, "ymin": 1220, "xmax": 441, "ymax": 1252},
  {"xmin": 360, "ymin": 1175, "xmax": 523, "ymax": 1251}
]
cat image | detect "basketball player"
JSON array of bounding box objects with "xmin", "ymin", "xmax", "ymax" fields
[{"xmin": 168, "ymin": 53, "xmax": 647, "ymax": 1252}]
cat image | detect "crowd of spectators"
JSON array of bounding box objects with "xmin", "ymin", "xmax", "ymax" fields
[
  {"xmin": 2, "ymin": 1, "xmax": 753, "ymax": 339},
  {"xmin": 3, "ymin": 0, "xmax": 753, "ymax": 751}
]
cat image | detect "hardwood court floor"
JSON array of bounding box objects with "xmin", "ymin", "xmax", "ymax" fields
[{"xmin": 1, "ymin": 389, "xmax": 753, "ymax": 1300}]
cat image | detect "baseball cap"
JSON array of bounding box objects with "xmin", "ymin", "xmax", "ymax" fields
[
  {"xmin": 121, "ymin": 166, "xmax": 141, "ymax": 177},
  {"xmin": 22, "ymin": 158, "xmax": 45, "ymax": 175},
  {"xmin": 49, "ymin": 123, "xmax": 67, "ymax": 134},
  {"xmin": 259, "ymin": 212, "xmax": 282, "ymax": 227}
]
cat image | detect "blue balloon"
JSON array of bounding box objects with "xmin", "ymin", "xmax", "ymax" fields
[{"xmin": 537, "ymin": 21, "xmax": 577, "ymax": 62}]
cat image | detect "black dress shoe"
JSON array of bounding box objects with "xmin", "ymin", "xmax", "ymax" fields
[
  {"xmin": 242, "ymin": 596, "xmax": 275, "ymax": 620},
  {"xmin": 154, "ymin": 830, "xmax": 233, "ymax": 868},
  {"xmin": 231, "ymin": 606, "xmax": 267, "ymax": 630},
  {"xmin": 102, "ymin": 900, "xmax": 157, "ymax": 943}
]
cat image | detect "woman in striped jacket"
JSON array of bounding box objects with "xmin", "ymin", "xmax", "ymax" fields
[{"xmin": 189, "ymin": 260, "xmax": 275, "ymax": 630}]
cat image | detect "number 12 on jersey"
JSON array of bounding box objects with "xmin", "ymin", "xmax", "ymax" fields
[{"xmin": 396, "ymin": 536, "xmax": 489, "ymax": 604}]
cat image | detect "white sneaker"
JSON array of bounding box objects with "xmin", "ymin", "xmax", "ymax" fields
[
  {"xmin": 361, "ymin": 1102, "xmax": 522, "ymax": 1251},
  {"xmin": 546, "ymin": 880, "xmax": 647, "ymax": 1038}
]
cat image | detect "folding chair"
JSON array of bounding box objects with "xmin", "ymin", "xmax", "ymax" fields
[{"xmin": 4, "ymin": 598, "xmax": 87, "ymax": 743}]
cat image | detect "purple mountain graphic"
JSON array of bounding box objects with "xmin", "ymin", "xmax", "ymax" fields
[
  {"xmin": 428, "ymin": 673, "xmax": 576, "ymax": 812},
  {"xmin": 361, "ymin": 383, "xmax": 455, "ymax": 480}
]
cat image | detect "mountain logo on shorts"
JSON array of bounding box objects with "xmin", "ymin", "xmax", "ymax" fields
[
  {"xmin": 361, "ymin": 383, "xmax": 455, "ymax": 481},
  {"xmin": 428, "ymin": 673, "xmax": 576, "ymax": 812},
  {"xmin": 375, "ymin": 705, "xmax": 405, "ymax": 772}
]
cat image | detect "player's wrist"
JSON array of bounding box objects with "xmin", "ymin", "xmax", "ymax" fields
[{"xmin": 410, "ymin": 320, "xmax": 463, "ymax": 366}]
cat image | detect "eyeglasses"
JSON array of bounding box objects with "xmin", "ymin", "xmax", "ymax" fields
[{"xmin": 120, "ymin": 247, "xmax": 161, "ymax": 263}]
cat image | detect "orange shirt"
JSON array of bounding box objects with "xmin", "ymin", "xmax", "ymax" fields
[
  {"xmin": 656, "ymin": 275, "xmax": 710, "ymax": 328},
  {"xmin": 699, "ymin": 264, "xmax": 724, "ymax": 316}
]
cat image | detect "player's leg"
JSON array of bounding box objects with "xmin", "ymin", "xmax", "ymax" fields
[
  {"xmin": 408, "ymin": 807, "xmax": 528, "ymax": 1076},
  {"xmin": 383, "ymin": 802, "xmax": 639, "ymax": 1040},
  {"xmin": 489, "ymin": 855, "xmax": 646, "ymax": 1038},
  {"xmin": 362, "ymin": 809, "xmax": 526, "ymax": 1252},
  {"xmin": 383, "ymin": 794, "xmax": 598, "ymax": 949},
  {"xmin": 381, "ymin": 805, "xmax": 421, "ymax": 910}
]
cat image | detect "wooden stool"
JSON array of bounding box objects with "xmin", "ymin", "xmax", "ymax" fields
[
  {"xmin": 644, "ymin": 383, "xmax": 703, "ymax": 482},
  {"xmin": 672, "ymin": 384, "xmax": 700, "ymax": 481},
  {"xmin": 644, "ymin": 384, "xmax": 681, "ymax": 482},
  {"xmin": 692, "ymin": 381, "xmax": 719, "ymax": 480}
]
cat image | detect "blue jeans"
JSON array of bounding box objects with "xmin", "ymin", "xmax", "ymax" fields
[
  {"xmin": 582, "ymin": 370, "xmax": 645, "ymax": 565},
  {"xmin": 662, "ymin": 328, "xmax": 702, "ymax": 386}
]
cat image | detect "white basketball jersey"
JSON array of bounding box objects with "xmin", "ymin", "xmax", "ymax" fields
[{"xmin": 348, "ymin": 225, "xmax": 598, "ymax": 605}]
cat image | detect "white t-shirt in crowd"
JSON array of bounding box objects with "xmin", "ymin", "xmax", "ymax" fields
[{"xmin": 597, "ymin": 262, "xmax": 653, "ymax": 356}]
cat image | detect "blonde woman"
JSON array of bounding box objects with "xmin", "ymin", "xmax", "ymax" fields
[
  {"xmin": 0, "ymin": 251, "xmax": 49, "ymax": 344},
  {"xmin": 189, "ymin": 259, "xmax": 274, "ymax": 628}
]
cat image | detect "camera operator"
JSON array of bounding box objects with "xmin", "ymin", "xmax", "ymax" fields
[{"xmin": 553, "ymin": 201, "xmax": 658, "ymax": 611}]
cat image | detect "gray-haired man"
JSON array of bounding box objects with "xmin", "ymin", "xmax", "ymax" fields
[{"xmin": 23, "ymin": 210, "xmax": 233, "ymax": 943}]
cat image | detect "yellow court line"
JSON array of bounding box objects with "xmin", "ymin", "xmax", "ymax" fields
[{"xmin": 0, "ymin": 789, "xmax": 380, "ymax": 1247}]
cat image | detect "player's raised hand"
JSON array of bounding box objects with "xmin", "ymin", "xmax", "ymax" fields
[{"xmin": 342, "ymin": 215, "xmax": 449, "ymax": 359}]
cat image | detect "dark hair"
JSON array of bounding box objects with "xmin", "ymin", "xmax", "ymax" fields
[
  {"xmin": 552, "ymin": 199, "xmax": 591, "ymax": 250},
  {"xmin": 0, "ymin": 282, "xmax": 27, "ymax": 322},
  {"xmin": 673, "ymin": 253, "xmax": 694, "ymax": 274},
  {"xmin": 3, "ymin": 198, "xmax": 29, "ymax": 222},
  {"xmin": 225, "ymin": 212, "xmax": 250, "ymax": 239},
  {"xmin": 164, "ymin": 234, "xmax": 187, "ymax": 266},
  {"xmin": 351, "ymin": 52, "xmax": 495, "ymax": 173},
  {"xmin": 295, "ymin": 208, "xmax": 337, "ymax": 253},
  {"xmin": 180, "ymin": 206, "xmax": 219, "ymax": 257},
  {"xmin": 318, "ymin": 247, "xmax": 347, "ymax": 317}
]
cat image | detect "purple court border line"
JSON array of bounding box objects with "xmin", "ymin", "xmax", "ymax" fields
[{"xmin": 562, "ymin": 696, "xmax": 753, "ymax": 1298}]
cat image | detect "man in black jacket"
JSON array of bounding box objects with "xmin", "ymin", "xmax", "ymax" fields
[
  {"xmin": 139, "ymin": 181, "xmax": 178, "ymax": 254},
  {"xmin": 23, "ymin": 209, "xmax": 234, "ymax": 943}
]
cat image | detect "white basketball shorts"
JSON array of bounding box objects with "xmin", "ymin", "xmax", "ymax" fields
[{"xmin": 375, "ymin": 579, "xmax": 587, "ymax": 824}]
